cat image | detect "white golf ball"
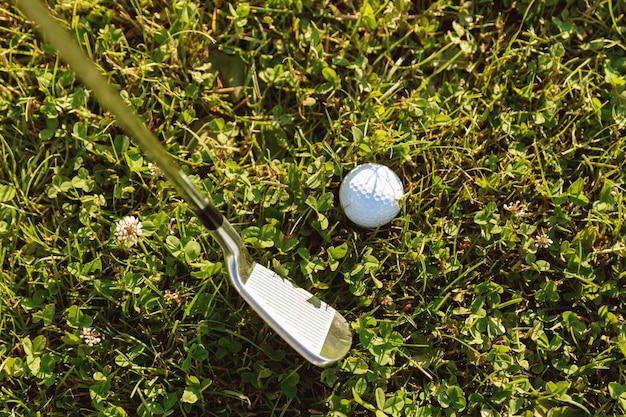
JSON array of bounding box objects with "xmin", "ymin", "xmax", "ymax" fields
[{"xmin": 339, "ymin": 163, "xmax": 404, "ymax": 228}]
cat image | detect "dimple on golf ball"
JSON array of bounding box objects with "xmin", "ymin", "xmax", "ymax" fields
[{"xmin": 339, "ymin": 163, "xmax": 404, "ymax": 228}]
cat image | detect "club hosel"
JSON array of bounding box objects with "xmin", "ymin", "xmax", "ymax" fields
[{"xmin": 207, "ymin": 218, "xmax": 255, "ymax": 281}]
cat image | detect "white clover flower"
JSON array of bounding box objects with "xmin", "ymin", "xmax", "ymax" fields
[
  {"xmin": 80, "ymin": 327, "xmax": 102, "ymax": 347},
  {"xmin": 148, "ymin": 162, "xmax": 164, "ymax": 178},
  {"xmin": 504, "ymin": 200, "xmax": 527, "ymax": 217},
  {"xmin": 380, "ymin": 295, "xmax": 394, "ymax": 308},
  {"xmin": 115, "ymin": 215, "xmax": 143, "ymax": 247},
  {"xmin": 164, "ymin": 289, "xmax": 182, "ymax": 304},
  {"xmin": 535, "ymin": 233, "xmax": 553, "ymax": 248}
]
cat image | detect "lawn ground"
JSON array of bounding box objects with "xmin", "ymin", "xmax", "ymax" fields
[{"xmin": 1, "ymin": 0, "xmax": 626, "ymax": 416}]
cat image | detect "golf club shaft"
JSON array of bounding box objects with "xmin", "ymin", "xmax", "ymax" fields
[{"xmin": 15, "ymin": 0, "xmax": 223, "ymax": 231}]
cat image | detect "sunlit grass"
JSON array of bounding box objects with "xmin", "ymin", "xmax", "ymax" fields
[{"xmin": 2, "ymin": 0, "xmax": 626, "ymax": 415}]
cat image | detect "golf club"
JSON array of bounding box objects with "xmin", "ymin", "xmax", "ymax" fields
[{"xmin": 16, "ymin": 0, "xmax": 352, "ymax": 367}]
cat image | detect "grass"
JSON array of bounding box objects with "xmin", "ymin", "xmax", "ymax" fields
[{"xmin": 1, "ymin": 0, "xmax": 626, "ymax": 415}]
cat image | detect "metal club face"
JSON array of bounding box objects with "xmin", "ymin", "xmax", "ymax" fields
[
  {"xmin": 215, "ymin": 221, "xmax": 352, "ymax": 367},
  {"xmin": 242, "ymin": 264, "xmax": 352, "ymax": 366}
]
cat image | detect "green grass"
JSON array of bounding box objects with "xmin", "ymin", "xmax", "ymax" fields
[{"xmin": 2, "ymin": 0, "xmax": 626, "ymax": 415}]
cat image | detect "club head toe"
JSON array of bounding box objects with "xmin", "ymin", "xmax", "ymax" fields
[{"xmin": 317, "ymin": 310, "xmax": 352, "ymax": 366}]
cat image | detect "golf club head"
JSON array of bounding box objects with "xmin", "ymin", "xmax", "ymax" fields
[{"xmin": 214, "ymin": 220, "xmax": 352, "ymax": 367}]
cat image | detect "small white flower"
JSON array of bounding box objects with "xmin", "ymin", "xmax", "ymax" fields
[
  {"xmin": 115, "ymin": 215, "xmax": 143, "ymax": 247},
  {"xmin": 80, "ymin": 327, "xmax": 102, "ymax": 347},
  {"xmin": 504, "ymin": 200, "xmax": 527, "ymax": 217},
  {"xmin": 535, "ymin": 233, "xmax": 553, "ymax": 248},
  {"xmin": 148, "ymin": 162, "xmax": 164, "ymax": 178},
  {"xmin": 380, "ymin": 295, "xmax": 394, "ymax": 308},
  {"xmin": 164, "ymin": 289, "xmax": 181, "ymax": 304}
]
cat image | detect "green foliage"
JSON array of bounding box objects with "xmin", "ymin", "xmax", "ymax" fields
[{"xmin": 2, "ymin": 0, "xmax": 626, "ymax": 415}]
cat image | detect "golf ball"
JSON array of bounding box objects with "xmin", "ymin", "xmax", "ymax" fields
[{"xmin": 339, "ymin": 163, "xmax": 404, "ymax": 228}]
